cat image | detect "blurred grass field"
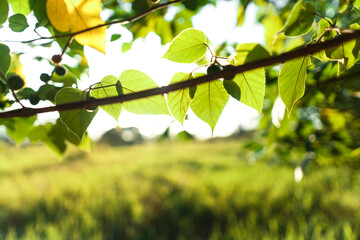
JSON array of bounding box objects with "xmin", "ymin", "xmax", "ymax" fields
[{"xmin": 0, "ymin": 139, "xmax": 359, "ymax": 240}]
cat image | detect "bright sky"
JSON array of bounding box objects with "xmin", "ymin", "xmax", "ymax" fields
[{"xmin": 0, "ymin": 1, "xmax": 265, "ymax": 140}]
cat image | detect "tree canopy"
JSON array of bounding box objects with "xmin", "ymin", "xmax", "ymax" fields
[{"xmin": 0, "ymin": 0, "xmax": 359, "ymax": 166}]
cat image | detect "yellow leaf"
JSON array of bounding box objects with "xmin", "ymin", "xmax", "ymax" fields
[{"xmin": 46, "ymin": 0, "xmax": 106, "ymax": 53}]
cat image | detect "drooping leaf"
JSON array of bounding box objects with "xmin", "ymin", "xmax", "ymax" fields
[
  {"xmin": 8, "ymin": 13, "xmax": 29, "ymax": 32},
  {"xmin": 279, "ymin": 55, "xmax": 311, "ymax": 115},
  {"xmin": 55, "ymin": 87, "xmax": 98, "ymax": 140},
  {"xmin": 0, "ymin": 0, "xmax": 9, "ymax": 25},
  {"xmin": 91, "ymin": 75, "xmax": 122, "ymax": 121},
  {"xmin": 0, "ymin": 116, "xmax": 36, "ymax": 143},
  {"xmin": 0, "ymin": 43, "xmax": 11, "ymax": 80},
  {"xmin": 120, "ymin": 70, "xmax": 170, "ymax": 115},
  {"xmin": 162, "ymin": 28, "xmax": 207, "ymax": 63},
  {"xmin": 167, "ymin": 72, "xmax": 194, "ymax": 124},
  {"xmin": 190, "ymin": 80, "xmax": 229, "ymax": 132},
  {"xmin": 9, "ymin": 0, "xmax": 31, "ymax": 15},
  {"xmin": 280, "ymin": 0, "xmax": 316, "ymax": 37},
  {"xmin": 233, "ymin": 68, "xmax": 265, "ymax": 114},
  {"xmin": 46, "ymin": 0, "xmax": 106, "ymax": 53}
]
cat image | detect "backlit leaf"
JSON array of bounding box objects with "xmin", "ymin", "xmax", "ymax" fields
[
  {"xmin": 46, "ymin": 0, "xmax": 106, "ymax": 53},
  {"xmin": 0, "ymin": 116, "xmax": 36, "ymax": 143},
  {"xmin": 0, "ymin": 44, "xmax": 11, "ymax": 81},
  {"xmin": 167, "ymin": 72, "xmax": 194, "ymax": 124},
  {"xmin": 120, "ymin": 70, "xmax": 170, "ymax": 115},
  {"xmin": 233, "ymin": 68, "xmax": 265, "ymax": 114},
  {"xmin": 0, "ymin": 0, "xmax": 9, "ymax": 25},
  {"xmin": 91, "ymin": 75, "xmax": 122, "ymax": 121},
  {"xmin": 55, "ymin": 87, "xmax": 98, "ymax": 140},
  {"xmin": 280, "ymin": 0, "xmax": 316, "ymax": 37},
  {"xmin": 162, "ymin": 28, "xmax": 207, "ymax": 63},
  {"xmin": 9, "ymin": 0, "xmax": 31, "ymax": 15},
  {"xmin": 8, "ymin": 13, "xmax": 28, "ymax": 32},
  {"xmin": 190, "ymin": 80, "xmax": 229, "ymax": 132},
  {"xmin": 279, "ymin": 55, "xmax": 310, "ymax": 115}
]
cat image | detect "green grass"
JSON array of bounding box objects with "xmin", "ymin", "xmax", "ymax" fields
[{"xmin": 0, "ymin": 140, "xmax": 359, "ymax": 239}]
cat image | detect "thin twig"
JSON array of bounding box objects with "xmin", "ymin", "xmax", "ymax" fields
[{"xmin": 2, "ymin": 31, "xmax": 360, "ymax": 119}]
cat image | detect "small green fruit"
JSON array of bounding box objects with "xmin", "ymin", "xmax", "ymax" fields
[
  {"xmin": 207, "ymin": 64, "xmax": 222, "ymax": 75},
  {"xmin": 222, "ymin": 65, "xmax": 236, "ymax": 80},
  {"xmin": 40, "ymin": 73, "xmax": 51, "ymax": 83},
  {"xmin": 223, "ymin": 79, "xmax": 241, "ymax": 101},
  {"xmin": 29, "ymin": 94, "xmax": 40, "ymax": 105},
  {"xmin": 7, "ymin": 75, "xmax": 25, "ymax": 90},
  {"xmin": 116, "ymin": 80, "xmax": 123, "ymax": 96},
  {"xmin": 86, "ymin": 96, "xmax": 98, "ymax": 112},
  {"xmin": 54, "ymin": 66, "xmax": 66, "ymax": 76}
]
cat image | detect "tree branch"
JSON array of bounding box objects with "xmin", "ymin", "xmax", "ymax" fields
[
  {"xmin": 0, "ymin": 0, "xmax": 184, "ymax": 44},
  {"xmin": 1, "ymin": 30, "xmax": 360, "ymax": 119}
]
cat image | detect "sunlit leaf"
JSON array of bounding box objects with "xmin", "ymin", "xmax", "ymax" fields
[
  {"xmin": 280, "ymin": 0, "xmax": 316, "ymax": 37},
  {"xmin": 167, "ymin": 72, "xmax": 194, "ymax": 124},
  {"xmin": 162, "ymin": 28, "xmax": 207, "ymax": 63},
  {"xmin": 51, "ymin": 66, "xmax": 78, "ymax": 86},
  {"xmin": 190, "ymin": 80, "xmax": 229, "ymax": 132},
  {"xmin": 0, "ymin": 0, "xmax": 9, "ymax": 25},
  {"xmin": 91, "ymin": 75, "xmax": 122, "ymax": 121},
  {"xmin": 233, "ymin": 68, "xmax": 265, "ymax": 114},
  {"xmin": 0, "ymin": 43, "xmax": 11, "ymax": 81},
  {"xmin": 279, "ymin": 55, "xmax": 311, "ymax": 115},
  {"xmin": 8, "ymin": 13, "xmax": 28, "ymax": 32},
  {"xmin": 235, "ymin": 43, "xmax": 270, "ymax": 65},
  {"xmin": 55, "ymin": 87, "xmax": 98, "ymax": 140},
  {"xmin": 46, "ymin": 0, "xmax": 106, "ymax": 53},
  {"xmin": 120, "ymin": 70, "xmax": 170, "ymax": 115},
  {"xmin": 9, "ymin": 0, "xmax": 31, "ymax": 15}
]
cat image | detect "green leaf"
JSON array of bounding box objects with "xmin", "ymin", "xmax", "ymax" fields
[
  {"xmin": 167, "ymin": 72, "xmax": 194, "ymax": 124},
  {"xmin": 122, "ymin": 42, "xmax": 132, "ymax": 53},
  {"xmin": 51, "ymin": 66, "xmax": 78, "ymax": 86},
  {"xmin": 0, "ymin": 116, "xmax": 36, "ymax": 143},
  {"xmin": 0, "ymin": 43, "xmax": 11, "ymax": 80},
  {"xmin": 29, "ymin": 123, "xmax": 67, "ymax": 155},
  {"xmin": 29, "ymin": 0, "xmax": 48, "ymax": 26},
  {"xmin": 110, "ymin": 34, "xmax": 121, "ymax": 42},
  {"xmin": 91, "ymin": 75, "xmax": 122, "ymax": 121},
  {"xmin": 55, "ymin": 87, "xmax": 98, "ymax": 140},
  {"xmin": 190, "ymin": 80, "xmax": 229, "ymax": 132},
  {"xmin": 281, "ymin": 0, "xmax": 316, "ymax": 37},
  {"xmin": 325, "ymin": 39, "xmax": 358, "ymax": 70},
  {"xmin": 223, "ymin": 80, "xmax": 241, "ymax": 101},
  {"xmin": 8, "ymin": 13, "xmax": 29, "ymax": 32},
  {"xmin": 235, "ymin": 43, "xmax": 270, "ymax": 65},
  {"xmin": 0, "ymin": 0, "xmax": 9, "ymax": 25},
  {"xmin": 9, "ymin": 0, "xmax": 30, "ymax": 15},
  {"xmin": 120, "ymin": 70, "xmax": 170, "ymax": 115},
  {"xmin": 162, "ymin": 28, "xmax": 207, "ymax": 63},
  {"xmin": 233, "ymin": 68, "xmax": 265, "ymax": 114},
  {"xmin": 279, "ymin": 55, "xmax": 310, "ymax": 115}
]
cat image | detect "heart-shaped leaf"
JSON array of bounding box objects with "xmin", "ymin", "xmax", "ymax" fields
[{"xmin": 55, "ymin": 87, "xmax": 98, "ymax": 140}]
